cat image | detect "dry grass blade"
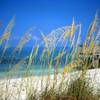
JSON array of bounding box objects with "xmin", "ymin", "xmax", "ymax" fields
[
  {"xmin": 7, "ymin": 59, "xmax": 25, "ymax": 77},
  {"xmin": 70, "ymin": 18, "xmax": 76, "ymax": 38},
  {"xmin": 13, "ymin": 28, "xmax": 33, "ymax": 54},
  {"xmin": 33, "ymin": 44, "xmax": 39, "ymax": 58},
  {"xmin": 71, "ymin": 24, "xmax": 81, "ymax": 60},
  {"xmin": 41, "ymin": 31, "xmax": 49, "ymax": 49},
  {"xmin": 71, "ymin": 35, "xmax": 75, "ymax": 48},
  {"xmin": 54, "ymin": 51, "xmax": 65, "ymax": 61},
  {"xmin": 62, "ymin": 60, "xmax": 80, "ymax": 75},
  {"xmin": 0, "ymin": 16, "xmax": 15, "ymax": 45},
  {"xmin": 0, "ymin": 17, "xmax": 15, "ymax": 62},
  {"xmin": 84, "ymin": 12, "xmax": 98, "ymax": 46},
  {"xmin": 27, "ymin": 46, "xmax": 34, "ymax": 68}
]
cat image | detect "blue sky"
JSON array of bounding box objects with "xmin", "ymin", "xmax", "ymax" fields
[{"xmin": 0, "ymin": 0, "xmax": 100, "ymax": 46}]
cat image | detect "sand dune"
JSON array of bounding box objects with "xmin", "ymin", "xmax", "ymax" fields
[{"xmin": 0, "ymin": 69, "xmax": 100, "ymax": 100}]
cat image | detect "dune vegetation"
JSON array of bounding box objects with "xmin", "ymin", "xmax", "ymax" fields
[{"xmin": 0, "ymin": 12, "xmax": 100, "ymax": 100}]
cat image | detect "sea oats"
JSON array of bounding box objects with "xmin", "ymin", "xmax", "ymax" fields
[
  {"xmin": 62, "ymin": 19, "xmax": 76, "ymax": 42},
  {"xmin": 63, "ymin": 28, "xmax": 71, "ymax": 40},
  {"xmin": 0, "ymin": 16, "xmax": 15, "ymax": 45},
  {"xmin": 0, "ymin": 17, "xmax": 15, "ymax": 61},
  {"xmin": 27, "ymin": 45, "xmax": 35, "ymax": 69},
  {"xmin": 89, "ymin": 12, "xmax": 98, "ymax": 34},
  {"xmin": 95, "ymin": 28, "xmax": 100, "ymax": 45},
  {"xmin": 13, "ymin": 28, "xmax": 33, "ymax": 54},
  {"xmin": 8, "ymin": 59, "xmax": 25, "ymax": 75},
  {"xmin": 89, "ymin": 36, "xmax": 95, "ymax": 48},
  {"xmin": 71, "ymin": 35, "xmax": 75, "ymax": 48},
  {"xmin": 70, "ymin": 18, "xmax": 76, "ymax": 38},
  {"xmin": 41, "ymin": 31, "xmax": 49, "ymax": 49},
  {"xmin": 54, "ymin": 51, "xmax": 65, "ymax": 61},
  {"xmin": 62, "ymin": 60, "xmax": 76, "ymax": 75},
  {"xmin": 85, "ymin": 12, "xmax": 98, "ymax": 46},
  {"xmin": 72, "ymin": 24, "xmax": 81, "ymax": 60},
  {"xmin": 62, "ymin": 59, "xmax": 83, "ymax": 75},
  {"xmin": 33, "ymin": 44, "xmax": 39, "ymax": 58}
]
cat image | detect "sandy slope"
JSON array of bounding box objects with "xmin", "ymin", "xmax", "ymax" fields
[{"xmin": 0, "ymin": 69, "xmax": 100, "ymax": 100}]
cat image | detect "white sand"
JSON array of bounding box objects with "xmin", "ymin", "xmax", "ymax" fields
[{"xmin": 0, "ymin": 69, "xmax": 100, "ymax": 100}]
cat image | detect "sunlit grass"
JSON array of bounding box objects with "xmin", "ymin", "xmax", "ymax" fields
[{"xmin": 0, "ymin": 12, "xmax": 100, "ymax": 100}]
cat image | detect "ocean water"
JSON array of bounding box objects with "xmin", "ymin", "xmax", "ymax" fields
[
  {"xmin": 0, "ymin": 47, "xmax": 71, "ymax": 79},
  {"xmin": 0, "ymin": 64, "xmax": 63, "ymax": 79}
]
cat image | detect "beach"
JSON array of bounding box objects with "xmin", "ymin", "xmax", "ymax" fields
[{"xmin": 0, "ymin": 69, "xmax": 100, "ymax": 100}]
